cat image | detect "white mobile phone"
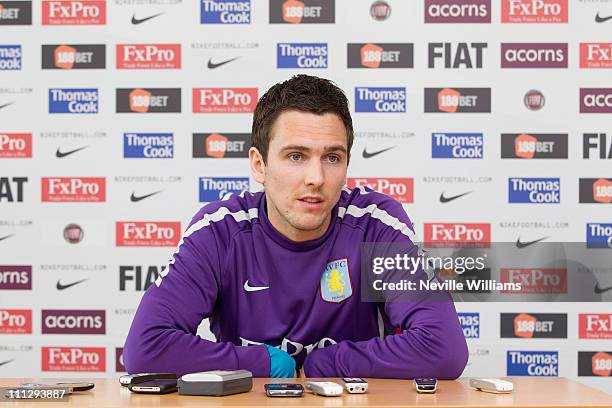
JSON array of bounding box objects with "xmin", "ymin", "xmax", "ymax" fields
[
  {"xmin": 470, "ymin": 378, "xmax": 513, "ymax": 394},
  {"xmin": 305, "ymin": 381, "xmax": 343, "ymax": 396}
]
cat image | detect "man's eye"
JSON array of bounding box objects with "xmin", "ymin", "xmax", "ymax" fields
[
  {"xmin": 327, "ymin": 155, "xmax": 339, "ymax": 163},
  {"xmin": 289, "ymin": 153, "xmax": 302, "ymax": 161}
]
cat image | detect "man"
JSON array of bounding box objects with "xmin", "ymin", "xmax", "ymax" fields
[{"xmin": 123, "ymin": 75, "xmax": 468, "ymax": 378}]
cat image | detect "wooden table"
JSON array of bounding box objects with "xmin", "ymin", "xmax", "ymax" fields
[{"xmin": 1, "ymin": 377, "xmax": 611, "ymax": 407}]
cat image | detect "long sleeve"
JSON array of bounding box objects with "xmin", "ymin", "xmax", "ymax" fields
[
  {"xmin": 304, "ymin": 199, "xmax": 468, "ymax": 379},
  {"xmin": 122, "ymin": 211, "xmax": 270, "ymax": 377}
]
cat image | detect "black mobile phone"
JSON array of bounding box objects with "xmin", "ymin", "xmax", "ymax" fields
[
  {"xmin": 56, "ymin": 382, "xmax": 95, "ymax": 391},
  {"xmin": 414, "ymin": 378, "xmax": 437, "ymax": 393},
  {"xmin": 264, "ymin": 383, "xmax": 304, "ymax": 397},
  {"xmin": 128, "ymin": 379, "xmax": 178, "ymax": 394}
]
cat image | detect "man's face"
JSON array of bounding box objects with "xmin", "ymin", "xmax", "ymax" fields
[{"xmin": 250, "ymin": 110, "xmax": 349, "ymax": 242}]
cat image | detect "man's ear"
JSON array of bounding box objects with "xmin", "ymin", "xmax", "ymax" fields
[{"xmin": 249, "ymin": 147, "xmax": 266, "ymax": 185}]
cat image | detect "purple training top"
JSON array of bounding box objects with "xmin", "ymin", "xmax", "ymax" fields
[{"xmin": 123, "ymin": 187, "xmax": 468, "ymax": 378}]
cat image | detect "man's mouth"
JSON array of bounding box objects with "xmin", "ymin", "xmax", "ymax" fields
[
  {"xmin": 298, "ymin": 196, "xmax": 325, "ymax": 209},
  {"xmin": 299, "ymin": 196, "xmax": 324, "ymax": 204}
]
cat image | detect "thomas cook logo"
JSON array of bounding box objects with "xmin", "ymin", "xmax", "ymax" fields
[{"xmin": 320, "ymin": 258, "xmax": 352, "ymax": 303}]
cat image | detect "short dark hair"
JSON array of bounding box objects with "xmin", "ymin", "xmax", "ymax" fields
[{"xmin": 251, "ymin": 74, "xmax": 353, "ymax": 164}]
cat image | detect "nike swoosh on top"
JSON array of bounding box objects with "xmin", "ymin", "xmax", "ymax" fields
[
  {"xmin": 594, "ymin": 283, "xmax": 612, "ymax": 294},
  {"xmin": 362, "ymin": 146, "xmax": 396, "ymax": 159},
  {"xmin": 595, "ymin": 12, "xmax": 612, "ymax": 23},
  {"xmin": 515, "ymin": 236, "xmax": 549, "ymax": 249},
  {"xmin": 0, "ymin": 234, "xmax": 15, "ymax": 242},
  {"xmin": 243, "ymin": 280, "xmax": 269, "ymax": 292},
  {"xmin": 207, "ymin": 57, "xmax": 240, "ymax": 69},
  {"xmin": 131, "ymin": 12, "xmax": 163, "ymax": 25},
  {"xmin": 56, "ymin": 278, "xmax": 88, "ymax": 291},
  {"xmin": 130, "ymin": 190, "xmax": 163, "ymax": 202},
  {"xmin": 439, "ymin": 191, "xmax": 472, "ymax": 203},
  {"xmin": 0, "ymin": 102, "xmax": 15, "ymax": 110},
  {"xmin": 0, "ymin": 359, "xmax": 14, "ymax": 367},
  {"xmin": 56, "ymin": 146, "xmax": 88, "ymax": 158}
]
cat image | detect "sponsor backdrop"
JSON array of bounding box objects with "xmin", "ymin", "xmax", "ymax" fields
[{"xmin": 0, "ymin": 0, "xmax": 611, "ymax": 394}]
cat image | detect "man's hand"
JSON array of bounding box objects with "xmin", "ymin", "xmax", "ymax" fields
[{"xmin": 265, "ymin": 345, "xmax": 296, "ymax": 378}]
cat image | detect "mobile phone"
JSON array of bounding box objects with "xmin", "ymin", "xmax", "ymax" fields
[
  {"xmin": 304, "ymin": 381, "xmax": 343, "ymax": 397},
  {"xmin": 414, "ymin": 378, "xmax": 437, "ymax": 393},
  {"xmin": 128, "ymin": 379, "xmax": 178, "ymax": 394},
  {"xmin": 264, "ymin": 383, "xmax": 304, "ymax": 397},
  {"xmin": 17, "ymin": 383, "xmax": 73, "ymax": 394},
  {"xmin": 120, "ymin": 373, "xmax": 176, "ymax": 386},
  {"xmin": 341, "ymin": 377, "xmax": 368, "ymax": 394},
  {"xmin": 56, "ymin": 382, "xmax": 95, "ymax": 391}
]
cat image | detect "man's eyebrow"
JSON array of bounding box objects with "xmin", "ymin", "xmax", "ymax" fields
[
  {"xmin": 323, "ymin": 145, "xmax": 348, "ymax": 154},
  {"xmin": 279, "ymin": 144, "xmax": 348, "ymax": 154},
  {"xmin": 280, "ymin": 144, "xmax": 311, "ymax": 153}
]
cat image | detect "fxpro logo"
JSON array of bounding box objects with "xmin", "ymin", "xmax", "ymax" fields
[
  {"xmin": 354, "ymin": 87, "xmax": 406, "ymax": 113},
  {"xmin": 500, "ymin": 268, "xmax": 567, "ymax": 294},
  {"xmin": 277, "ymin": 43, "xmax": 327, "ymax": 68},
  {"xmin": 423, "ymin": 223, "xmax": 491, "ymax": 248},
  {"xmin": 42, "ymin": 347, "xmax": 105, "ymax": 372},
  {"xmin": 501, "ymin": 133, "xmax": 568, "ymax": 159},
  {"xmin": 42, "ymin": 44, "xmax": 105, "ymax": 69},
  {"xmin": 436, "ymin": 268, "xmax": 492, "ymax": 294},
  {"xmin": 123, "ymin": 133, "xmax": 173, "ymax": 159},
  {"xmin": 431, "ymin": 133, "xmax": 483, "ymax": 158},
  {"xmin": 458, "ymin": 312, "xmax": 479, "ymax": 338},
  {"xmin": 241, "ymin": 336, "xmax": 337, "ymax": 358},
  {"xmin": 0, "ymin": 266, "xmax": 32, "ymax": 290},
  {"xmin": 501, "ymin": 0, "xmax": 567, "ymax": 23},
  {"xmin": 49, "ymin": 88, "xmax": 98, "ymax": 114},
  {"xmin": 580, "ymin": 314, "xmax": 612, "ymax": 339},
  {"xmin": 42, "ymin": 0, "xmax": 106, "ymax": 25},
  {"xmin": 116, "ymin": 88, "xmax": 181, "ymax": 113},
  {"xmin": 199, "ymin": 177, "xmax": 249, "ymax": 202},
  {"xmin": 424, "ymin": 0, "xmax": 491, "ymax": 23},
  {"xmin": 193, "ymin": 133, "xmax": 250, "ymax": 158},
  {"xmin": 270, "ymin": 0, "xmax": 335, "ymax": 24},
  {"xmin": 0, "ymin": 45, "xmax": 21, "ymax": 70},
  {"xmin": 116, "ymin": 221, "xmax": 181, "ymax": 247},
  {"xmin": 346, "ymin": 178, "xmax": 413, "ymax": 203},
  {"xmin": 200, "ymin": 0, "xmax": 250, "ymax": 24},
  {"xmin": 583, "ymin": 133, "xmax": 612, "ymax": 159},
  {"xmin": 508, "ymin": 177, "xmax": 560, "ymax": 203},
  {"xmin": 116, "ymin": 44, "xmax": 181, "ymax": 69},
  {"xmin": 580, "ymin": 43, "xmax": 612, "ymax": 69},
  {"xmin": 0, "ymin": 309, "xmax": 32, "ymax": 334},
  {"xmin": 578, "ymin": 352, "xmax": 612, "ymax": 377},
  {"xmin": 501, "ymin": 313, "xmax": 567, "ymax": 338},
  {"xmin": 586, "ymin": 223, "xmax": 612, "ymax": 248},
  {"xmin": 119, "ymin": 265, "xmax": 164, "ymax": 291},
  {"xmin": 41, "ymin": 177, "xmax": 105, "ymax": 202},
  {"xmin": 0, "ymin": 1, "xmax": 32, "ymax": 25},
  {"xmin": 424, "ymin": 87, "xmax": 491, "ymax": 113},
  {"xmin": 501, "ymin": 43, "xmax": 567, "ymax": 68},
  {"xmin": 192, "ymin": 88, "xmax": 258, "ymax": 113},
  {"xmin": 347, "ymin": 43, "xmax": 414, "ymax": 68},
  {"xmin": 507, "ymin": 351, "xmax": 559, "ymax": 376},
  {"xmin": 41, "ymin": 310, "xmax": 105, "ymax": 334},
  {"xmin": 428, "ymin": 42, "xmax": 487, "ymax": 69},
  {"xmin": 579, "ymin": 178, "xmax": 612, "ymax": 204},
  {"xmin": 0, "ymin": 133, "xmax": 32, "ymax": 158},
  {"xmin": 580, "ymin": 89, "xmax": 612, "ymax": 114}
]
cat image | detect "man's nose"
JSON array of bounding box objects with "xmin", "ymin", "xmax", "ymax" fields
[{"xmin": 304, "ymin": 159, "xmax": 325, "ymax": 187}]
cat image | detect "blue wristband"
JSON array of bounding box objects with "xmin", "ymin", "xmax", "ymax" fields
[{"xmin": 265, "ymin": 344, "xmax": 296, "ymax": 378}]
